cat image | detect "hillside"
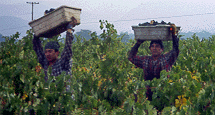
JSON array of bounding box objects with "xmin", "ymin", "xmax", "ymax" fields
[
  {"xmin": 0, "ymin": 33, "xmax": 4, "ymax": 42},
  {"xmin": 0, "ymin": 16, "xmax": 30, "ymax": 37},
  {"xmin": 180, "ymin": 31, "xmax": 214, "ymax": 40}
]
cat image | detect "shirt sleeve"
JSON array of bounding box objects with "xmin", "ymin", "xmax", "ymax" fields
[
  {"xmin": 172, "ymin": 35, "xmax": 179, "ymax": 52},
  {"xmin": 60, "ymin": 31, "xmax": 74, "ymax": 67},
  {"xmin": 32, "ymin": 36, "xmax": 48, "ymax": 69},
  {"xmin": 128, "ymin": 43, "xmax": 148, "ymax": 69},
  {"xmin": 160, "ymin": 35, "xmax": 180, "ymax": 71},
  {"xmin": 162, "ymin": 48, "xmax": 179, "ymax": 71},
  {"xmin": 60, "ymin": 31, "xmax": 73, "ymax": 92}
]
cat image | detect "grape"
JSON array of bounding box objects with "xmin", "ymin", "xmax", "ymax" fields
[
  {"xmin": 161, "ymin": 20, "xmax": 166, "ymax": 24},
  {"xmin": 138, "ymin": 20, "xmax": 172, "ymax": 26},
  {"xmin": 49, "ymin": 8, "xmax": 55, "ymax": 12},
  {"xmin": 44, "ymin": 8, "xmax": 56, "ymax": 15}
]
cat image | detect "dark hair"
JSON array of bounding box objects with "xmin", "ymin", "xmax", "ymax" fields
[
  {"xmin": 54, "ymin": 49, "xmax": 59, "ymax": 52},
  {"xmin": 149, "ymin": 40, "xmax": 164, "ymax": 49},
  {"xmin": 44, "ymin": 8, "xmax": 55, "ymax": 15},
  {"xmin": 45, "ymin": 41, "xmax": 60, "ymax": 52}
]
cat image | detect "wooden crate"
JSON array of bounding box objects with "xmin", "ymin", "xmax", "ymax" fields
[
  {"xmin": 29, "ymin": 5, "xmax": 81, "ymax": 38},
  {"xmin": 132, "ymin": 25, "xmax": 180, "ymax": 41}
]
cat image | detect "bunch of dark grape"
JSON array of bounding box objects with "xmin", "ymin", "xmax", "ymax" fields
[
  {"xmin": 138, "ymin": 20, "xmax": 172, "ymax": 26},
  {"xmin": 161, "ymin": 20, "xmax": 166, "ymax": 24},
  {"xmin": 138, "ymin": 22, "xmax": 150, "ymax": 26},
  {"xmin": 44, "ymin": 8, "xmax": 55, "ymax": 15}
]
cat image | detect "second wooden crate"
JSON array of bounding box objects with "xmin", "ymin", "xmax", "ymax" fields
[{"xmin": 132, "ymin": 25, "xmax": 180, "ymax": 41}]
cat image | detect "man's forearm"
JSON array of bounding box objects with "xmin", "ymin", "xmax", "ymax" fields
[
  {"xmin": 172, "ymin": 35, "xmax": 179, "ymax": 51},
  {"xmin": 59, "ymin": 30, "xmax": 74, "ymax": 62},
  {"xmin": 63, "ymin": 22, "xmax": 75, "ymax": 58},
  {"xmin": 32, "ymin": 35, "xmax": 47, "ymax": 67},
  {"xmin": 65, "ymin": 30, "xmax": 74, "ymax": 50},
  {"xmin": 32, "ymin": 36, "xmax": 42, "ymax": 51},
  {"xmin": 128, "ymin": 42, "xmax": 141, "ymax": 58}
]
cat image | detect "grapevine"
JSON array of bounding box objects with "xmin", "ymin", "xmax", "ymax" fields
[{"xmin": 0, "ymin": 20, "xmax": 215, "ymax": 114}]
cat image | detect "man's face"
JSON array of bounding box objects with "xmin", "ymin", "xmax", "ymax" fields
[
  {"xmin": 45, "ymin": 49, "xmax": 59, "ymax": 62},
  {"xmin": 150, "ymin": 43, "xmax": 163, "ymax": 56}
]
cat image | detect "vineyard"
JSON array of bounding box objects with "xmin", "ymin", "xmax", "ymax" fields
[{"xmin": 0, "ymin": 20, "xmax": 215, "ymax": 114}]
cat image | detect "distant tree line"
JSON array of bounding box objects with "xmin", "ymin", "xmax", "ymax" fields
[
  {"xmin": 0, "ymin": 30, "xmax": 214, "ymax": 43},
  {"xmin": 180, "ymin": 30, "xmax": 214, "ymax": 40},
  {"xmin": 0, "ymin": 33, "xmax": 4, "ymax": 42},
  {"xmin": 75, "ymin": 30, "xmax": 92, "ymax": 41},
  {"xmin": 73, "ymin": 30, "xmax": 214, "ymax": 42},
  {"xmin": 73, "ymin": 30, "xmax": 134, "ymax": 43}
]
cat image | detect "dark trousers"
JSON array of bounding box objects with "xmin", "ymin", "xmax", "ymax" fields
[
  {"xmin": 146, "ymin": 85, "xmax": 153, "ymax": 101},
  {"xmin": 146, "ymin": 85, "xmax": 165, "ymax": 112}
]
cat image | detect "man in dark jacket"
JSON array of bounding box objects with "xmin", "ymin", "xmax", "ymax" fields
[
  {"xmin": 128, "ymin": 24, "xmax": 179, "ymax": 110},
  {"xmin": 33, "ymin": 18, "xmax": 77, "ymax": 92}
]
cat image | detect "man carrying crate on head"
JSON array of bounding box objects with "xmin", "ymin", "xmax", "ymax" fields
[
  {"xmin": 128, "ymin": 24, "xmax": 179, "ymax": 111},
  {"xmin": 32, "ymin": 17, "xmax": 77, "ymax": 93}
]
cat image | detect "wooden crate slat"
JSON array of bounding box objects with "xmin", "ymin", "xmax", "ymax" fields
[
  {"xmin": 33, "ymin": 13, "xmax": 65, "ymax": 34},
  {"xmin": 29, "ymin": 5, "xmax": 81, "ymax": 38},
  {"xmin": 132, "ymin": 25, "xmax": 180, "ymax": 41}
]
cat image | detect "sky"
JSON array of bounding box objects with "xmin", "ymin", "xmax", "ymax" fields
[{"xmin": 0, "ymin": 0, "xmax": 215, "ymax": 35}]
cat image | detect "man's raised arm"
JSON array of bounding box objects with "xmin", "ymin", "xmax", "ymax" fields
[
  {"xmin": 171, "ymin": 24, "xmax": 179, "ymax": 52},
  {"xmin": 162, "ymin": 25, "xmax": 180, "ymax": 70},
  {"xmin": 128, "ymin": 40, "xmax": 146, "ymax": 69},
  {"xmin": 60, "ymin": 22, "xmax": 75, "ymax": 63},
  {"xmin": 32, "ymin": 35, "xmax": 48, "ymax": 68},
  {"xmin": 172, "ymin": 35, "xmax": 179, "ymax": 52}
]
